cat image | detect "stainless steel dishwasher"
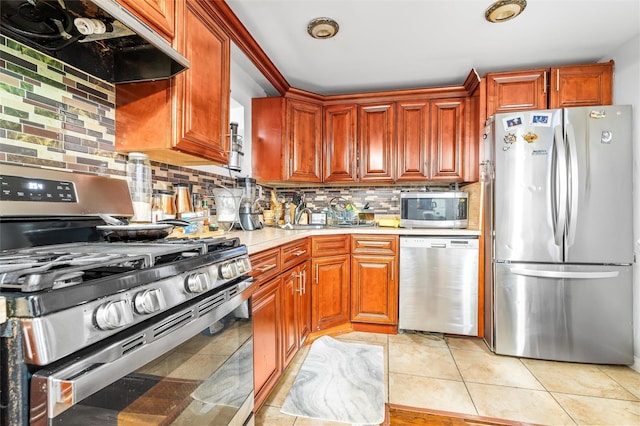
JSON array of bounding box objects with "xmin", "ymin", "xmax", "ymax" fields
[{"xmin": 399, "ymin": 236, "xmax": 479, "ymax": 335}]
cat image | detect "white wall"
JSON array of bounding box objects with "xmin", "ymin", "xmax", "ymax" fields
[{"xmin": 608, "ymin": 33, "xmax": 640, "ymax": 371}]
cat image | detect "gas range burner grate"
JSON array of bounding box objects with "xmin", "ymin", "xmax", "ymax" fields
[{"xmin": 0, "ymin": 241, "xmax": 210, "ymax": 292}]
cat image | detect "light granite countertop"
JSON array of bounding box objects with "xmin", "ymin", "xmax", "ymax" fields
[{"xmin": 222, "ymin": 226, "xmax": 481, "ymax": 254}]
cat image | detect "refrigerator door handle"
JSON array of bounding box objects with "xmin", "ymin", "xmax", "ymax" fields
[
  {"xmin": 552, "ymin": 124, "xmax": 568, "ymax": 247},
  {"xmin": 565, "ymin": 123, "xmax": 580, "ymax": 248},
  {"xmin": 509, "ymin": 267, "xmax": 619, "ymax": 279}
]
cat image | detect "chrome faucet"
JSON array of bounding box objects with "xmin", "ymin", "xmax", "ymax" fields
[
  {"xmin": 293, "ymin": 192, "xmax": 312, "ymax": 224},
  {"xmin": 294, "ymin": 206, "xmax": 312, "ymax": 224}
]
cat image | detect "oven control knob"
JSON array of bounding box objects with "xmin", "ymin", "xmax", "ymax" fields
[
  {"xmin": 134, "ymin": 289, "xmax": 167, "ymax": 315},
  {"xmin": 94, "ymin": 300, "xmax": 134, "ymax": 330},
  {"xmin": 236, "ymin": 258, "xmax": 251, "ymax": 274},
  {"xmin": 185, "ymin": 272, "xmax": 213, "ymax": 293},
  {"xmin": 219, "ymin": 262, "xmax": 237, "ymax": 279}
]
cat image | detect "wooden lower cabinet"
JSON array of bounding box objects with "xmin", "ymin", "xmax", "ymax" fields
[
  {"xmin": 281, "ymin": 260, "xmax": 311, "ymax": 367},
  {"xmin": 351, "ymin": 254, "xmax": 397, "ymax": 324},
  {"xmin": 311, "ymin": 254, "xmax": 351, "ymax": 331},
  {"xmin": 296, "ymin": 260, "xmax": 312, "ymax": 344},
  {"xmin": 252, "ymin": 276, "xmax": 281, "ymax": 409},
  {"xmin": 350, "ymin": 235, "xmax": 399, "ymax": 325}
]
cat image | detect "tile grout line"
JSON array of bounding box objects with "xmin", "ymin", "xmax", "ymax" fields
[
  {"xmin": 518, "ymin": 358, "xmax": 578, "ymax": 426},
  {"xmin": 446, "ymin": 338, "xmax": 481, "ymax": 417}
]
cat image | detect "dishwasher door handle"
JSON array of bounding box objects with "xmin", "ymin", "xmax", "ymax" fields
[{"xmin": 429, "ymin": 243, "xmax": 448, "ymax": 248}]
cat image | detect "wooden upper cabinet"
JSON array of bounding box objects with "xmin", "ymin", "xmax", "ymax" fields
[
  {"xmin": 486, "ymin": 61, "xmax": 614, "ymax": 117},
  {"xmin": 286, "ymin": 100, "xmax": 323, "ymax": 182},
  {"xmin": 118, "ymin": 0, "xmax": 175, "ymax": 41},
  {"xmin": 175, "ymin": 0, "xmax": 230, "ymax": 163},
  {"xmin": 430, "ymin": 98, "xmax": 464, "ymax": 181},
  {"xmin": 324, "ymin": 104, "xmax": 358, "ymax": 183},
  {"xmin": 396, "ymin": 100, "xmax": 430, "ymax": 181},
  {"xmin": 115, "ymin": 0, "xmax": 230, "ymax": 166},
  {"xmin": 358, "ymin": 103, "xmax": 395, "ymax": 182},
  {"xmin": 252, "ymin": 97, "xmax": 322, "ymax": 183},
  {"xmin": 252, "ymin": 97, "xmax": 285, "ymax": 182},
  {"xmin": 486, "ymin": 69, "xmax": 548, "ymax": 117},
  {"xmin": 549, "ymin": 62, "xmax": 613, "ymax": 108}
]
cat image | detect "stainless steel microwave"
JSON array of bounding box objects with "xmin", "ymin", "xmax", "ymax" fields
[{"xmin": 400, "ymin": 191, "xmax": 468, "ymax": 228}]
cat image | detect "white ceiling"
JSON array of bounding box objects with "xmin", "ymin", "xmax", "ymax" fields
[{"xmin": 226, "ymin": 0, "xmax": 640, "ymax": 96}]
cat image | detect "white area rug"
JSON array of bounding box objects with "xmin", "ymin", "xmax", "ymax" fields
[{"xmin": 280, "ymin": 336, "xmax": 385, "ymax": 425}]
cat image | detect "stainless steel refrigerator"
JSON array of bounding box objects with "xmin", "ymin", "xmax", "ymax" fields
[{"xmin": 482, "ymin": 105, "xmax": 634, "ymax": 364}]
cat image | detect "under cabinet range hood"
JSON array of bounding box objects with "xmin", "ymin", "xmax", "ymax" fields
[{"xmin": 0, "ymin": 0, "xmax": 189, "ymax": 83}]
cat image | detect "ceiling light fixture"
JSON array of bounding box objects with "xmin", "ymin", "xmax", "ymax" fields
[
  {"xmin": 307, "ymin": 17, "xmax": 339, "ymax": 39},
  {"xmin": 485, "ymin": 0, "xmax": 527, "ymax": 23}
]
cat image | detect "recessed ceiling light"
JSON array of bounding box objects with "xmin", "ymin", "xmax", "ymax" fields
[
  {"xmin": 485, "ymin": 0, "xmax": 527, "ymax": 23},
  {"xmin": 307, "ymin": 17, "xmax": 339, "ymax": 39}
]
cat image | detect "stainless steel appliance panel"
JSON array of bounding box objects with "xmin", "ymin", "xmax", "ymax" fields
[
  {"xmin": 563, "ymin": 106, "xmax": 634, "ymax": 264},
  {"xmin": 494, "ymin": 262, "xmax": 633, "ymax": 364},
  {"xmin": 493, "ymin": 109, "xmax": 563, "ymax": 263},
  {"xmin": 399, "ymin": 237, "xmax": 479, "ymax": 336},
  {"xmin": 30, "ymin": 279, "xmax": 255, "ymax": 425},
  {"xmin": 399, "ymin": 191, "xmax": 468, "ymax": 229}
]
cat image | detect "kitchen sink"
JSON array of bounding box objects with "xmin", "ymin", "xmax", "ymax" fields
[
  {"xmin": 280, "ymin": 224, "xmax": 327, "ymax": 230},
  {"xmin": 279, "ymin": 223, "xmax": 376, "ymax": 230}
]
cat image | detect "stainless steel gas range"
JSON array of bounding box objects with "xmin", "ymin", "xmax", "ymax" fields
[{"xmin": 0, "ymin": 164, "xmax": 256, "ymax": 426}]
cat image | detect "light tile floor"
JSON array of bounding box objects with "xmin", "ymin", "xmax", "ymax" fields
[{"xmin": 255, "ymin": 331, "xmax": 640, "ymax": 425}]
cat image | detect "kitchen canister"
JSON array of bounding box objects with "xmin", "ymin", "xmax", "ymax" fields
[{"xmin": 126, "ymin": 152, "xmax": 152, "ymax": 222}]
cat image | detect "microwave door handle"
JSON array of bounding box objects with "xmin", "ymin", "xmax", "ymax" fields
[{"xmin": 552, "ymin": 124, "xmax": 567, "ymax": 247}]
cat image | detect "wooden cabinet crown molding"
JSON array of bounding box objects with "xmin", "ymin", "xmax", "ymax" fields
[{"xmin": 205, "ymin": 0, "xmax": 289, "ymax": 95}]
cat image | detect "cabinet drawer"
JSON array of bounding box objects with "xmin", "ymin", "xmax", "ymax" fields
[
  {"xmin": 311, "ymin": 235, "xmax": 350, "ymax": 257},
  {"xmin": 252, "ymin": 275, "xmax": 281, "ymax": 309},
  {"xmin": 250, "ymin": 248, "xmax": 282, "ymax": 286},
  {"xmin": 281, "ymin": 238, "xmax": 310, "ymax": 270},
  {"xmin": 351, "ymin": 235, "xmax": 398, "ymax": 255}
]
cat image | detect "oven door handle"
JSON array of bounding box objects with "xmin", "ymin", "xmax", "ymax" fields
[{"xmin": 31, "ymin": 278, "xmax": 255, "ymax": 421}]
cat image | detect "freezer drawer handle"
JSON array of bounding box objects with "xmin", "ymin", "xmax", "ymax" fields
[{"xmin": 509, "ymin": 268, "xmax": 619, "ymax": 279}]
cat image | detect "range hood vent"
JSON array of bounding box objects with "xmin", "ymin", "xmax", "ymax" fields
[{"xmin": 0, "ymin": 0, "xmax": 189, "ymax": 83}]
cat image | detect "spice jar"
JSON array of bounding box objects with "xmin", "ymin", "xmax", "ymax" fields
[
  {"xmin": 153, "ymin": 189, "xmax": 176, "ymax": 219},
  {"xmin": 126, "ymin": 152, "xmax": 152, "ymax": 222}
]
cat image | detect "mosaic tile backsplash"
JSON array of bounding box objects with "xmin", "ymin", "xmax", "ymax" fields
[
  {"xmin": 0, "ymin": 37, "xmax": 478, "ymax": 223},
  {"xmin": 0, "ymin": 37, "xmax": 236, "ymax": 194}
]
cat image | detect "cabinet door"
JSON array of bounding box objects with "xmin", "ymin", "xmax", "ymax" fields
[
  {"xmin": 324, "ymin": 104, "xmax": 358, "ymax": 183},
  {"xmin": 281, "ymin": 268, "xmax": 298, "ymax": 367},
  {"xmin": 549, "ymin": 62, "xmax": 613, "ymax": 108},
  {"xmin": 351, "ymin": 255, "xmax": 397, "ymax": 324},
  {"xmin": 486, "ymin": 69, "xmax": 548, "ymax": 117},
  {"xmin": 358, "ymin": 103, "xmax": 395, "ymax": 182},
  {"xmin": 286, "ymin": 100, "xmax": 323, "ymax": 182},
  {"xmin": 174, "ymin": 0, "xmax": 230, "ymax": 163},
  {"xmin": 311, "ymin": 255, "xmax": 350, "ymax": 331},
  {"xmin": 396, "ymin": 100, "xmax": 430, "ymax": 181},
  {"xmin": 252, "ymin": 276, "xmax": 281, "ymax": 409},
  {"xmin": 252, "ymin": 97, "xmax": 285, "ymax": 181},
  {"xmin": 117, "ymin": 0, "xmax": 175, "ymax": 41},
  {"xmin": 429, "ymin": 99, "xmax": 464, "ymax": 181},
  {"xmin": 297, "ymin": 260, "xmax": 312, "ymax": 345}
]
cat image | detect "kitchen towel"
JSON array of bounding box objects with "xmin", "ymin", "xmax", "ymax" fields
[{"xmin": 280, "ymin": 336, "xmax": 385, "ymax": 425}]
